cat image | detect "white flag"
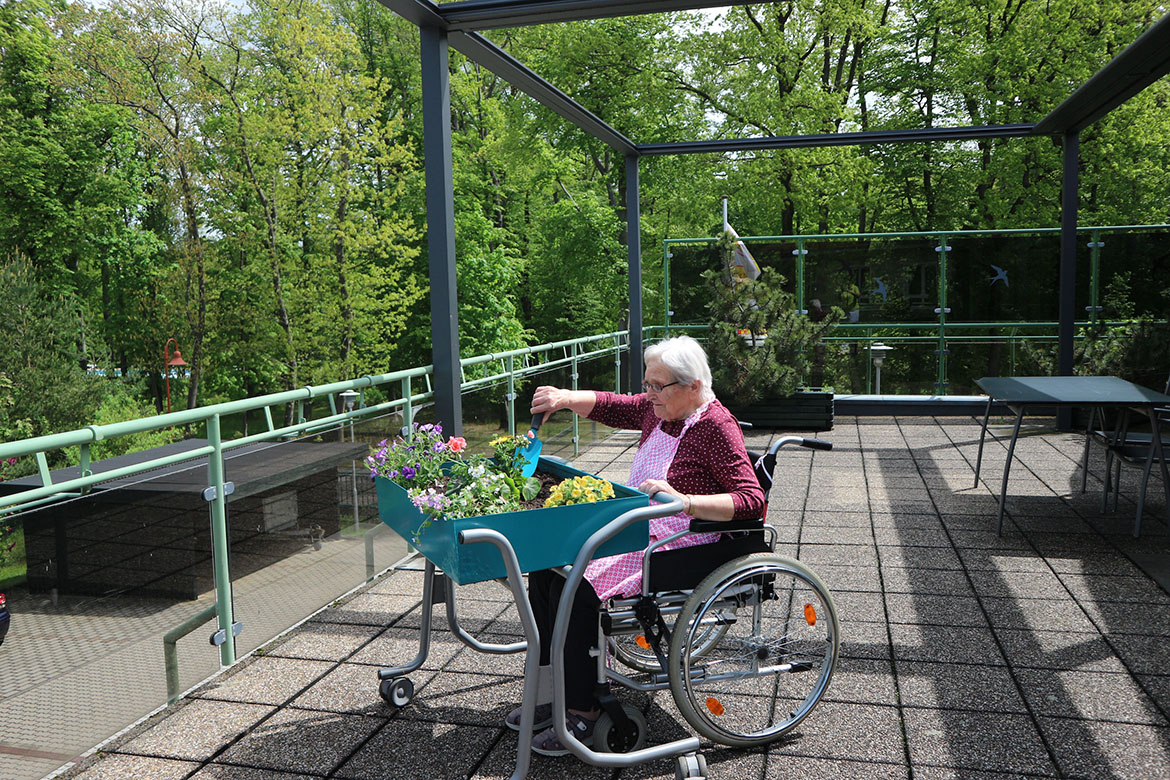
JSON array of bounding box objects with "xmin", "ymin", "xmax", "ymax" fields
[{"xmin": 721, "ymin": 197, "xmax": 761, "ymax": 281}]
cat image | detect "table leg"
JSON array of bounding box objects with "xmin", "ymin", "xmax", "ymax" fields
[
  {"xmin": 1079, "ymin": 406, "xmax": 1098, "ymax": 494},
  {"xmin": 974, "ymin": 397, "xmax": 993, "ymax": 489},
  {"xmin": 997, "ymin": 408, "xmax": 1024, "ymax": 536}
]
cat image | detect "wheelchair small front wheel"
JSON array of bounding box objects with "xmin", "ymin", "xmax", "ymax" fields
[
  {"xmin": 379, "ymin": 676, "xmax": 414, "ymax": 708},
  {"xmin": 675, "ymin": 753, "xmax": 708, "ymax": 780},
  {"xmin": 667, "ymin": 553, "xmax": 839, "ymax": 747},
  {"xmin": 593, "ymin": 703, "xmax": 648, "ymax": 753}
]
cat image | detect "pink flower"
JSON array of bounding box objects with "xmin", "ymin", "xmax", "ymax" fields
[{"xmin": 447, "ymin": 436, "xmax": 467, "ymax": 454}]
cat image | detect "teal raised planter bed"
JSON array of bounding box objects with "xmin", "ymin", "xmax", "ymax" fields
[{"xmin": 376, "ymin": 457, "xmax": 649, "ymax": 585}]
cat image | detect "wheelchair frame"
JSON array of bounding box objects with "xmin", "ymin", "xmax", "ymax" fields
[{"xmin": 376, "ymin": 436, "xmax": 838, "ymax": 780}]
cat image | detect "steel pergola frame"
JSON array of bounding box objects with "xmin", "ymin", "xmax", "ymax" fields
[{"xmin": 374, "ymin": 0, "xmax": 1170, "ymax": 433}]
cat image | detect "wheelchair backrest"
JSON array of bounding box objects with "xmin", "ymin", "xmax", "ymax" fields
[{"xmin": 746, "ymin": 449, "xmax": 777, "ymax": 503}]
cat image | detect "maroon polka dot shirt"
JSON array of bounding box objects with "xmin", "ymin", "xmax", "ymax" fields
[{"xmin": 588, "ymin": 392, "xmax": 765, "ymax": 520}]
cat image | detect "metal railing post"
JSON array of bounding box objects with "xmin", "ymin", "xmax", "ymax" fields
[
  {"xmin": 1087, "ymin": 230, "xmax": 1104, "ymax": 325},
  {"xmin": 935, "ymin": 234, "xmax": 952, "ymax": 394},
  {"xmin": 164, "ymin": 604, "xmax": 219, "ymax": 703},
  {"xmin": 507, "ymin": 355, "xmax": 516, "ymax": 436},
  {"xmin": 663, "ymin": 240, "xmax": 673, "ymax": 333},
  {"xmin": 207, "ymin": 414, "xmax": 235, "ymax": 666},
  {"xmin": 793, "ymin": 239, "xmax": 808, "ymax": 314},
  {"xmin": 401, "ymin": 377, "xmax": 413, "ymax": 438},
  {"xmin": 571, "ymin": 343, "xmax": 580, "ymax": 457}
]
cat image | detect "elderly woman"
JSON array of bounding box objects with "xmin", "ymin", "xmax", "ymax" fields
[{"xmin": 508, "ymin": 335, "xmax": 765, "ymax": 756}]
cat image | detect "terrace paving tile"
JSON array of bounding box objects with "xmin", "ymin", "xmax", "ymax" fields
[
  {"xmin": 192, "ymin": 657, "xmax": 335, "ymax": 707},
  {"xmin": 264, "ymin": 621, "xmax": 383, "ymax": 662},
  {"xmin": 894, "ymin": 660, "xmax": 1028, "ymax": 713},
  {"xmin": 216, "ymin": 708, "xmax": 385, "ymax": 776},
  {"xmin": 1014, "ymin": 668, "xmax": 1167, "ymax": 725},
  {"xmin": 118, "ymin": 700, "xmax": 276, "ymax": 762},
  {"xmin": 993, "ymin": 629, "xmax": 1128, "ymax": 674},
  {"xmin": 902, "ymin": 709, "xmax": 1057, "ymax": 775},
  {"xmin": 980, "ymin": 596, "xmax": 1098, "ymax": 633},
  {"xmin": 42, "ymin": 420, "xmax": 1170, "ymax": 780},
  {"xmin": 286, "ymin": 661, "xmax": 426, "ymax": 716},
  {"xmin": 1038, "ymin": 717, "xmax": 1170, "ymax": 780},
  {"xmin": 880, "ymin": 567, "xmax": 975, "ymax": 596},
  {"xmin": 883, "ymin": 594, "xmax": 988, "ymax": 627},
  {"xmin": 888, "ymin": 624, "xmax": 1007, "ymax": 666},
  {"xmin": 73, "ymin": 755, "xmax": 200, "ymax": 780}
]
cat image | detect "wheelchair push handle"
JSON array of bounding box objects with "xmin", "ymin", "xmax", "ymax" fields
[{"xmin": 770, "ymin": 435, "xmax": 833, "ymax": 454}]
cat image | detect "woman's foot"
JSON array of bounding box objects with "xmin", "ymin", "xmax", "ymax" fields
[
  {"xmin": 504, "ymin": 701, "xmax": 554, "ymax": 732},
  {"xmin": 530, "ymin": 710, "xmax": 599, "ymax": 757}
]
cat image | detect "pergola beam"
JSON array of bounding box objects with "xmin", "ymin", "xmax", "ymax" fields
[
  {"xmin": 440, "ymin": 0, "xmax": 765, "ymax": 31},
  {"xmin": 449, "ymin": 32, "xmax": 637, "ymax": 156},
  {"xmin": 1036, "ymin": 13, "xmax": 1170, "ymax": 135},
  {"xmin": 637, "ymin": 124, "xmax": 1038, "ymax": 155}
]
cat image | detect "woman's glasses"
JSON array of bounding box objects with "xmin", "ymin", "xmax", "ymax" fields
[{"xmin": 641, "ymin": 380, "xmax": 681, "ymax": 393}]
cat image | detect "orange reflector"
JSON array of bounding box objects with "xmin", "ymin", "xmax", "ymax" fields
[
  {"xmin": 635, "ymin": 635, "xmax": 651, "ymax": 650},
  {"xmin": 804, "ymin": 603, "xmax": 817, "ymax": 626},
  {"xmin": 706, "ymin": 697, "xmax": 725, "ymax": 716}
]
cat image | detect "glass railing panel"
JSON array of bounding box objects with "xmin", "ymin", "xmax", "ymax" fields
[
  {"xmin": 805, "ymin": 237, "xmax": 939, "ymax": 324},
  {"xmin": 1098, "ymin": 228, "xmax": 1170, "ymax": 318},
  {"xmin": 945, "ymin": 332, "xmax": 1056, "ymax": 394},
  {"xmin": 946, "ymin": 233, "xmax": 1063, "ymax": 322},
  {"xmin": 822, "ymin": 336, "xmax": 942, "ymax": 394},
  {"xmin": 221, "ymin": 429, "xmax": 407, "ymax": 661},
  {"xmin": 0, "ymin": 466, "xmax": 232, "ymax": 780},
  {"xmin": 667, "ymin": 242, "xmax": 719, "ymax": 324}
]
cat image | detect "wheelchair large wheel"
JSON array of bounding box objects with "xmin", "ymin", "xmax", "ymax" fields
[{"xmin": 667, "ymin": 553, "xmax": 838, "ymax": 747}]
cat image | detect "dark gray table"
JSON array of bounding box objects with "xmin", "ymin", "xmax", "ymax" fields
[{"xmin": 974, "ymin": 376, "xmax": 1170, "ymax": 535}]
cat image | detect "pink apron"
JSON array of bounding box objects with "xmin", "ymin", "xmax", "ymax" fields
[{"xmin": 584, "ymin": 402, "xmax": 721, "ymax": 600}]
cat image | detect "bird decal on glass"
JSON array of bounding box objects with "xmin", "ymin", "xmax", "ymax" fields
[
  {"xmin": 988, "ymin": 265, "xmax": 1010, "ymax": 288},
  {"xmin": 871, "ymin": 277, "xmax": 889, "ymax": 302}
]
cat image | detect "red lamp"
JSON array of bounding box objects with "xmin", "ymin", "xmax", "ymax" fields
[{"xmin": 164, "ymin": 338, "xmax": 189, "ymax": 414}]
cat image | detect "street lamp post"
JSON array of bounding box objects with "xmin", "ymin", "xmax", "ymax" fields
[
  {"xmin": 164, "ymin": 339, "xmax": 189, "ymax": 414},
  {"xmin": 340, "ymin": 390, "xmax": 360, "ymax": 533}
]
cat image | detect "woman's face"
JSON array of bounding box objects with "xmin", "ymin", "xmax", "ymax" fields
[{"xmin": 643, "ymin": 359, "xmax": 702, "ymax": 421}]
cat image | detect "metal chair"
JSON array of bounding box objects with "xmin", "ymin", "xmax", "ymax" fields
[{"xmin": 1101, "ymin": 403, "xmax": 1170, "ymax": 536}]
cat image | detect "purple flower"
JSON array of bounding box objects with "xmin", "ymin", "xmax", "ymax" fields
[
  {"xmin": 419, "ymin": 424, "xmax": 434, "ymax": 434},
  {"xmin": 401, "ymin": 466, "xmax": 416, "ymax": 479},
  {"xmin": 432, "ymin": 441, "xmax": 447, "ymax": 453},
  {"xmin": 388, "ymin": 469, "xmax": 400, "ymax": 479}
]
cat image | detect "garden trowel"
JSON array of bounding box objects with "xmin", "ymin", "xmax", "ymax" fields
[{"xmin": 518, "ymin": 412, "xmax": 544, "ymax": 477}]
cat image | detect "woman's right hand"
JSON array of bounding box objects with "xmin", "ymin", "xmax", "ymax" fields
[{"xmin": 531, "ymin": 385, "xmax": 569, "ymax": 418}]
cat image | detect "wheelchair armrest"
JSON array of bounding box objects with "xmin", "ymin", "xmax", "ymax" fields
[{"xmin": 689, "ymin": 518, "xmax": 765, "ymax": 534}]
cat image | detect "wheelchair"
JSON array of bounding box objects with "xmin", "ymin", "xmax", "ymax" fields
[{"xmin": 377, "ymin": 434, "xmax": 838, "ymax": 780}]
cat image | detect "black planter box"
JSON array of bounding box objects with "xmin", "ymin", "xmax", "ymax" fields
[{"xmin": 725, "ymin": 390, "xmax": 835, "ymax": 432}]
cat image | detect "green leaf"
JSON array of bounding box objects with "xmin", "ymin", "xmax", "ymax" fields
[{"xmin": 521, "ymin": 477, "xmax": 542, "ymax": 502}]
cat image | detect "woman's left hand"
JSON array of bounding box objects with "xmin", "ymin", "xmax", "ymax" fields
[{"xmin": 639, "ymin": 479, "xmax": 685, "ymax": 508}]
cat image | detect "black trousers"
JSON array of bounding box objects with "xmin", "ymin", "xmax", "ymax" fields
[{"xmin": 526, "ymin": 532, "xmax": 769, "ymax": 711}]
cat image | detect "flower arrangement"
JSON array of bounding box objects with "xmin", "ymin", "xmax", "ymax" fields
[
  {"xmin": 543, "ymin": 475, "xmax": 615, "ymax": 507},
  {"xmin": 367, "ymin": 423, "xmax": 609, "ymax": 542}
]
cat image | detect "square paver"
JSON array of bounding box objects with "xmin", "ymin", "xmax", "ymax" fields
[
  {"xmin": 119, "ymin": 700, "xmax": 276, "ymax": 762},
  {"xmin": 884, "ymin": 594, "xmax": 987, "ymax": 628},
  {"xmin": 902, "ymin": 709, "xmax": 1057, "ymax": 775},
  {"xmin": 1014, "ymin": 669, "xmax": 1167, "ymax": 725},
  {"xmin": 347, "ymin": 625, "xmax": 465, "ymax": 670},
  {"xmin": 895, "ymin": 660, "xmax": 1027, "ymax": 713},
  {"xmin": 768, "ymin": 702, "xmax": 906, "ymax": 765},
  {"xmin": 1039, "ymin": 717, "xmax": 1170, "ymax": 780},
  {"xmin": 993, "ymin": 628, "xmax": 1128, "ymax": 674},
  {"xmin": 397, "ymin": 671, "xmax": 522, "ymax": 727},
  {"xmin": 980, "ymin": 597, "xmax": 1098, "ymax": 633},
  {"xmin": 265, "ymin": 622, "xmax": 382, "ymax": 661},
  {"xmin": 1055, "ymin": 573, "xmax": 1170, "ymax": 605},
  {"xmin": 217, "ymin": 708, "xmax": 385, "ymax": 776},
  {"xmin": 967, "ymin": 570, "xmax": 1071, "ymax": 600},
  {"xmin": 334, "ymin": 720, "xmax": 497, "ymax": 779},
  {"xmin": 312, "ymin": 593, "xmax": 421, "ymax": 627},
  {"xmin": 831, "ymin": 591, "xmax": 887, "ymax": 623},
  {"xmin": 288, "ymin": 662, "xmax": 432, "ymax": 716},
  {"xmin": 189, "ymin": 765, "xmax": 321, "ymax": 779},
  {"xmin": 881, "ymin": 568, "xmax": 974, "ymax": 596},
  {"xmin": 73, "ymin": 755, "xmax": 199, "ymax": 780},
  {"xmin": 839, "ymin": 620, "xmax": 892, "ymax": 660},
  {"xmin": 889, "ymin": 624, "xmax": 1006, "ymax": 666},
  {"xmin": 194, "ymin": 657, "xmax": 335, "ymax": 706},
  {"xmin": 821, "ymin": 657, "xmax": 898, "ymax": 706},
  {"xmin": 761, "ymin": 754, "xmax": 908, "ymax": 780}
]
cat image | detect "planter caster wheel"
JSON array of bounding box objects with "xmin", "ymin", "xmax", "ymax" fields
[
  {"xmin": 594, "ymin": 703, "xmax": 648, "ymax": 753},
  {"xmin": 675, "ymin": 753, "xmax": 707, "ymax": 780},
  {"xmin": 379, "ymin": 676, "xmax": 414, "ymax": 708}
]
